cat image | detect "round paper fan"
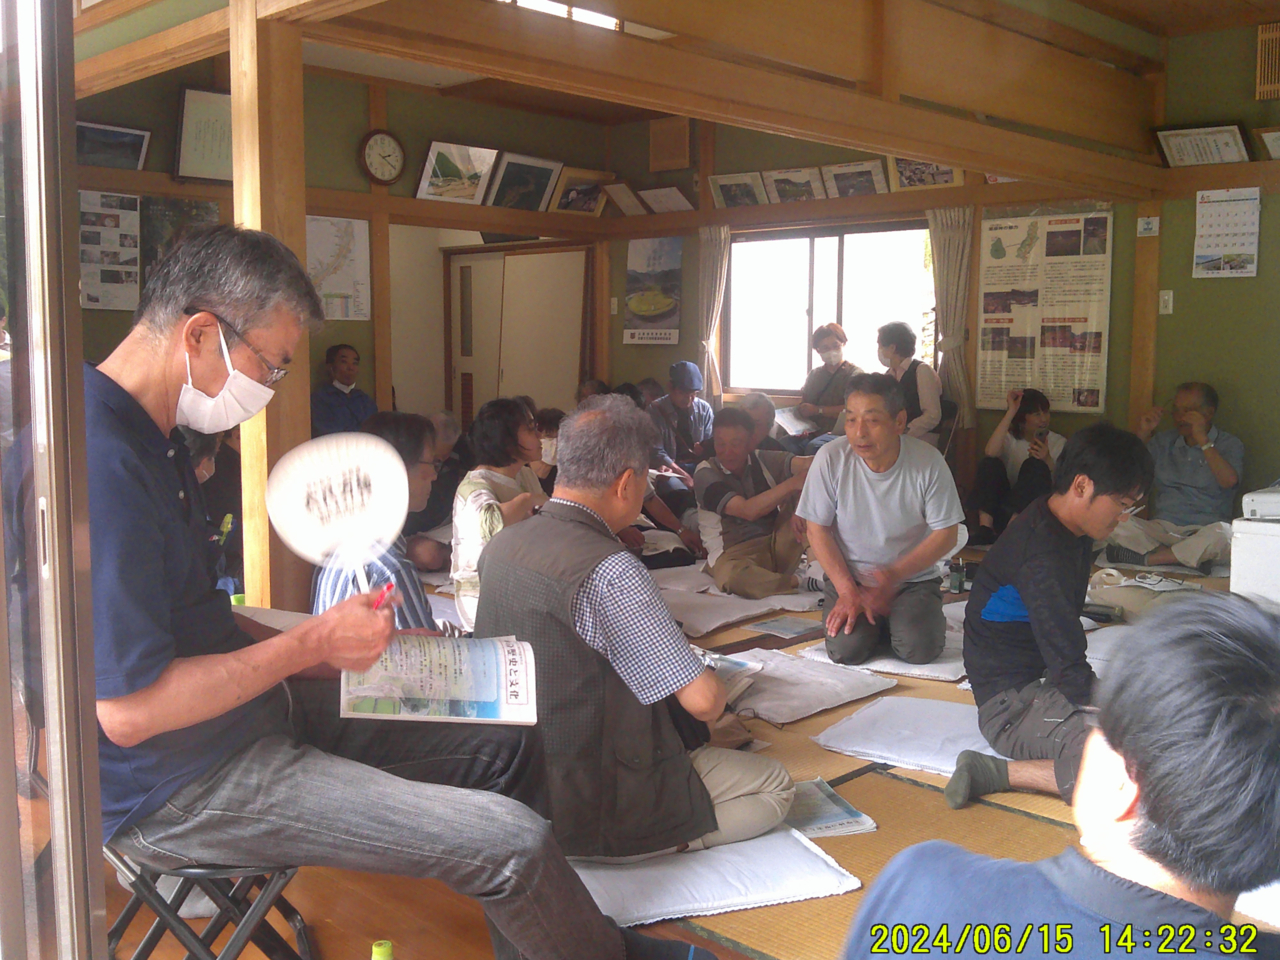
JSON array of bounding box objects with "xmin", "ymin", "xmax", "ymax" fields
[{"xmin": 265, "ymin": 432, "xmax": 409, "ymax": 566}]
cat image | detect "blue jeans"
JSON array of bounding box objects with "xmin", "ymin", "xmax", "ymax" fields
[{"xmin": 112, "ymin": 680, "xmax": 626, "ymax": 960}]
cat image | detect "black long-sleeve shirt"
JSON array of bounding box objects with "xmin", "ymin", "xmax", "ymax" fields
[{"xmin": 963, "ymin": 496, "xmax": 1096, "ymax": 708}]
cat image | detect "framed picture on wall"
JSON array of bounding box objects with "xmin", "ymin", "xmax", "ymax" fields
[
  {"xmin": 708, "ymin": 172, "xmax": 768, "ymax": 208},
  {"xmin": 761, "ymin": 167, "xmax": 826, "ymax": 203},
  {"xmin": 1155, "ymin": 124, "xmax": 1251, "ymax": 167},
  {"xmin": 820, "ymin": 160, "xmax": 887, "ymax": 198},
  {"xmin": 1253, "ymin": 126, "xmax": 1280, "ymax": 160},
  {"xmin": 417, "ymin": 142, "xmax": 500, "ymax": 204},
  {"xmin": 548, "ymin": 167, "xmax": 615, "ymax": 216},
  {"xmin": 603, "ymin": 183, "xmax": 648, "ymax": 216},
  {"xmin": 75, "ymin": 121, "xmax": 150, "ymax": 170},
  {"xmin": 887, "ymin": 157, "xmax": 963, "ymax": 192},
  {"xmin": 174, "ymin": 88, "xmax": 233, "ymax": 183},
  {"xmin": 484, "ymin": 153, "xmax": 563, "ymax": 211}
]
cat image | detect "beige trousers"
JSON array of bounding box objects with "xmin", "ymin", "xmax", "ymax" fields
[
  {"xmin": 1109, "ymin": 517, "xmax": 1232, "ymax": 568},
  {"xmin": 710, "ymin": 513, "xmax": 806, "ymax": 600},
  {"xmin": 573, "ymin": 745, "xmax": 794, "ymax": 862}
]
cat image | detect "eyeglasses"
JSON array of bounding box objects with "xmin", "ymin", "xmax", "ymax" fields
[
  {"xmin": 1120, "ymin": 497, "xmax": 1146, "ymax": 516},
  {"xmin": 195, "ymin": 310, "xmax": 289, "ymax": 387}
]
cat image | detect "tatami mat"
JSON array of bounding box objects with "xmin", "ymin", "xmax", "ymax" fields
[
  {"xmin": 886, "ymin": 768, "xmax": 1075, "ymax": 826},
  {"xmin": 677, "ymin": 772, "xmax": 1077, "ymax": 960}
]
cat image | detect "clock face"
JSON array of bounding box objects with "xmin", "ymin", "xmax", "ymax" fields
[{"xmin": 361, "ymin": 131, "xmax": 404, "ymax": 185}]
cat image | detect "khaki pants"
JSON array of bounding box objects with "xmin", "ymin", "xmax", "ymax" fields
[
  {"xmin": 1108, "ymin": 517, "xmax": 1232, "ymax": 568},
  {"xmin": 710, "ymin": 513, "xmax": 805, "ymax": 600},
  {"xmin": 574, "ymin": 746, "xmax": 795, "ymax": 862}
]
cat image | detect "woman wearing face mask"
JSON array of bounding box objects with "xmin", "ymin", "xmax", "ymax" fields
[
  {"xmin": 450, "ymin": 398, "xmax": 549, "ymax": 632},
  {"xmin": 968, "ymin": 387, "xmax": 1066, "ymax": 545},
  {"xmin": 530, "ymin": 407, "xmax": 565, "ymax": 497},
  {"xmin": 794, "ymin": 324, "xmax": 861, "ymax": 453}
]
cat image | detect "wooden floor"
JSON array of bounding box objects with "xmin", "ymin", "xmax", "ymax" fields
[{"xmin": 23, "ymin": 562, "xmax": 1248, "ymax": 960}]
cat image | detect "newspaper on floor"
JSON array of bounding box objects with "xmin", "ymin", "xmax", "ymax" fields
[
  {"xmin": 704, "ymin": 652, "xmax": 765, "ymax": 702},
  {"xmin": 784, "ymin": 778, "xmax": 877, "ymax": 838},
  {"xmin": 341, "ymin": 635, "xmax": 536, "ymax": 725}
]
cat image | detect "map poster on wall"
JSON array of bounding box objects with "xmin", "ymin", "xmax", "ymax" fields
[
  {"xmin": 306, "ymin": 216, "xmax": 371, "ymax": 321},
  {"xmin": 79, "ymin": 191, "xmax": 140, "ymax": 312},
  {"xmin": 623, "ymin": 237, "xmax": 682, "ymax": 345},
  {"xmin": 977, "ymin": 210, "xmax": 1113, "ymax": 414},
  {"xmin": 1193, "ymin": 187, "xmax": 1259, "ymax": 278}
]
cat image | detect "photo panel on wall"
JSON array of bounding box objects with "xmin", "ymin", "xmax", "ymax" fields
[
  {"xmin": 484, "ymin": 153, "xmax": 563, "ymax": 212},
  {"xmin": 708, "ymin": 172, "xmax": 769, "ymax": 209},
  {"xmin": 549, "ymin": 167, "xmax": 615, "ymax": 216},
  {"xmin": 761, "ymin": 167, "xmax": 827, "ymax": 204},
  {"xmin": 417, "ymin": 142, "xmax": 500, "ymax": 204},
  {"xmin": 820, "ymin": 160, "xmax": 888, "ymax": 198},
  {"xmin": 887, "ymin": 157, "xmax": 964, "ymax": 192}
]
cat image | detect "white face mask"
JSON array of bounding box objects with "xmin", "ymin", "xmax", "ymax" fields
[
  {"xmin": 176, "ymin": 325, "xmax": 276, "ymax": 434},
  {"xmin": 877, "ymin": 348, "xmax": 893, "ymax": 369},
  {"xmin": 540, "ymin": 438, "xmax": 557, "ymax": 465},
  {"xmin": 818, "ymin": 348, "xmax": 843, "ymax": 367}
]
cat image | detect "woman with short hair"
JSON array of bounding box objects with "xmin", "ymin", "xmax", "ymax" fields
[
  {"xmin": 451, "ymin": 398, "xmax": 548, "ymax": 631},
  {"xmin": 968, "ymin": 387, "xmax": 1066, "ymax": 545},
  {"xmin": 877, "ymin": 321, "xmax": 943, "ymax": 444}
]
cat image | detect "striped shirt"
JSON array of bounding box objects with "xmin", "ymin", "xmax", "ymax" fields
[{"xmin": 311, "ymin": 535, "xmax": 439, "ymax": 632}]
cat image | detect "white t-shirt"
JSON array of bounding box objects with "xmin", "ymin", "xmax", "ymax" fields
[
  {"xmin": 1000, "ymin": 431, "xmax": 1066, "ymax": 486},
  {"xmin": 795, "ymin": 435, "xmax": 964, "ymax": 584}
]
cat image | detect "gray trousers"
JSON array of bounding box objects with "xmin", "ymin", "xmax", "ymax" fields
[
  {"xmin": 823, "ymin": 576, "xmax": 945, "ymax": 665},
  {"xmin": 112, "ymin": 681, "xmax": 625, "ymax": 960},
  {"xmin": 977, "ymin": 680, "xmax": 1090, "ymax": 801}
]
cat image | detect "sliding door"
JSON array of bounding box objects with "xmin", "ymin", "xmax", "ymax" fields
[
  {"xmin": 497, "ymin": 250, "xmax": 586, "ymax": 413},
  {"xmin": 449, "ymin": 252, "xmax": 504, "ymax": 423}
]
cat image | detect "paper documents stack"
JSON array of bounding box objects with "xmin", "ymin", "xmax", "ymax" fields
[
  {"xmin": 785, "ymin": 778, "xmax": 877, "ymax": 838},
  {"xmin": 341, "ymin": 635, "xmax": 536, "ymax": 725},
  {"xmin": 774, "ymin": 406, "xmax": 818, "ymax": 437}
]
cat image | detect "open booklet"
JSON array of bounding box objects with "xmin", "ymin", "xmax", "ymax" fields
[
  {"xmin": 774, "ymin": 406, "xmax": 819, "ymax": 437},
  {"xmin": 784, "ymin": 778, "xmax": 877, "ymax": 838},
  {"xmin": 341, "ymin": 635, "xmax": 537, "ymax": 725}
]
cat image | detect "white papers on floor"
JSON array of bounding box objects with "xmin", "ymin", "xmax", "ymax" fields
[
  {"xmin": 785, "ymin": 778, "xmax": 877, "ymax": 838},
  {"xmin": 799, "ymin": 638, "xmax": 967, "ymax": 682},
  {"xmin": 661, "ymin": 589, "xmax": 820, "ymax": 638},
  {"xmin": 571, "ymin": 826, "xmax": 860, "ymax": 926},
  {"xmin": 704, "ymin": 652, "xmax": 764, "ymax": 702},
  {"xmin": 428, "ymin": 592, "xmax": 464, "ymax": 630},
  {"xmin": 812, "ymin": 697, "xmax": 1007, "ymax": 776},
  {"xmin": 1084, "ymin": 623, "xmax": 1136, "ymax": 679},
  {"xmin": 1236, "ymin": 880, "xmax": 1280, "ymax": 928},
  {"xmin": 729, "ymin": 648, "xmax": 895, "ymax": 724}
]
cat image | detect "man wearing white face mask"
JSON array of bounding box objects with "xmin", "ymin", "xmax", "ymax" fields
[{"xmin": 81, "ymin": 225, "xmax": 701, "ymax": 960}]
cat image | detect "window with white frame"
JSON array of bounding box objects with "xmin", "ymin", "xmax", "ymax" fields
[{"xmin": 724, "ymin": 225, "xmax": 937, "ymax": 393}]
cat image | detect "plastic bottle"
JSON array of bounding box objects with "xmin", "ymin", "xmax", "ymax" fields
[
  {"xmin": 371, "ymin": 941, "xmax": 393, "ymax": 960},
  {"xmin": 948, "ymin": 558, "xmax": 964, "ymax": 594}
]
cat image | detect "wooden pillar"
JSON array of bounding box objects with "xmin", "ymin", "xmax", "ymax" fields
[
  {"xmin": 591, "ymin": 240, "xmax": 611, "ymax": 381},
  {"xmin": 697, "ymin": 119, "xmax": 715, "ymax": 211},
  {"xmin": 231, "ymin": 0, "xmax": 312, "ymax": 611},
  {"xmin": 368, "ymin": 83, "xmax": 394, "ymax": 410},
  {"xmin": 1128, "ymin": 200, "xmax": 1162, "ymax": 430},
  {"xmin": 954, "ymin": 201, "xmax": 984, "ymax": 495}
]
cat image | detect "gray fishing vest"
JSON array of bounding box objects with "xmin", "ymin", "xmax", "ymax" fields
[{"xmin": 474, "ymin": 499, "xmax": 717, "ymax": 857}]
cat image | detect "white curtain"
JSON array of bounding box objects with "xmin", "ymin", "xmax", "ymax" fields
[
  {"xmin": 697, "ymin": 225, "xmax": 730, "ymax": 409},
  {"xmin": 926, "ymin": 207, "xmax": 975, "ymax": 430}
]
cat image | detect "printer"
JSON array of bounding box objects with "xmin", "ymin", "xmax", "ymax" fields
[
  {"xmin": 1242, "ymin": 488, "xmax": 1280, "ymax": 520},
  {"xmin": 1231, "ymin": 488, "xmax": 1280, "ymax": 600}
]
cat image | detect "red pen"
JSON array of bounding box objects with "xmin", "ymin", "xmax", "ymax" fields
[{"xmin": 371, "ymin": 582, "xmax": 396, "ymax": 610}]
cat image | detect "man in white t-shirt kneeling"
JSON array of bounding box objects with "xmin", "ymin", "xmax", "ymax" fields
[{"xmin": 797, "ymin": 373, "xmax": 965, "ymax": 666}]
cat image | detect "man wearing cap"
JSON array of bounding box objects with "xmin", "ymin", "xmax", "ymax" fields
[{"xmin": 649, "ymin": 360, "xmax": 715, "ymax": 519}]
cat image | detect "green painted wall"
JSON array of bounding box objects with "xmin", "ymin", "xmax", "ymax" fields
[
  {"xmin": 1165, "ymin": 28, "xmax": 1280, "ymax": 128},
  {"xmin": 304, "ymin": 73, "xmax": 372, "ymax": 194},
  {"xmin": 714, "ymin": 126, "xmax": 881, "ymax": 175},
  {"xmin": 74, "ymin": 0, "xmax": 226, "ymax": 62}
]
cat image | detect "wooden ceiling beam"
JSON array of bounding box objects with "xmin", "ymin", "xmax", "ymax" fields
[
  {"xmin": 74, "ymin": 0, "xmax": 167, "ymax": 35},
  {"xmin": 308, "ymin": 0, "xmax": 1163, "ymax": 198},
  {"xmin": 257, "ymin": 0, "xmax": 390, "ymax": 23},
  {"xmin": 916, "ymin": 0, "xmax": 1163, "ymax": 74},
  {"xmin": 74, "ymin": 7, "xmax": 230, "ymax": 100}
]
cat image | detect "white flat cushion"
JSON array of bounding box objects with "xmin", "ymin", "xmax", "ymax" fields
[{"xmin": 730, "ymin": 648, "xmax": 896, "ymax": 724}]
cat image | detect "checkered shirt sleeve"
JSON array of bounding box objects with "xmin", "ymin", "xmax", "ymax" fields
[{"xmin": 571, "ymin": 549, "xmax": 706, "ymax": 705}]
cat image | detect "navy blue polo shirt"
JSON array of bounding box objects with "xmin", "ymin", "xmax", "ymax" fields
[{"xmin": 85, "ymin": 364, "xmax": 282, "ymax": 841}]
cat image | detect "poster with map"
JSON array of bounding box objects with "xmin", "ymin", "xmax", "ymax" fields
[
  {"xmin": 977, "ymin": 210, "xmax": 1112, "ymax": 414},
  {"xmin": 306, "ymin": 216, "xmax": 371, "ymax": 321}
]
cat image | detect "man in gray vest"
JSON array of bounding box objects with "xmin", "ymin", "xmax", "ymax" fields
[{"xmin": 476, "ymin": 395, "xmax": 794, "ymax": 859}]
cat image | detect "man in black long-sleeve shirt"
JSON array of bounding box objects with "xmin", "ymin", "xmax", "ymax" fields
[{"xmin": 948, "ymin": 422, "xmax": 1153, "ymax": 809}]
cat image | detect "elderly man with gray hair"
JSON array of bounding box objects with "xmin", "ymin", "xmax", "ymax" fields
[
  {"xmin": 739, "ymin": 392, "xmax": 788, "ymax": 452},
  {"xmin": 476, "ymin": 395, "xmax": 795, "ymax": 859}
]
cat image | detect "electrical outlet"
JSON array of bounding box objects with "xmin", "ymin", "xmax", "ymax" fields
[
  {"xmin": 1159, "ymin": 290, "xmax": 1174, "ymax": 315},
  {"xmin": 610, "ymin": 297, "xmax": 618, "ymax": 315}
]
